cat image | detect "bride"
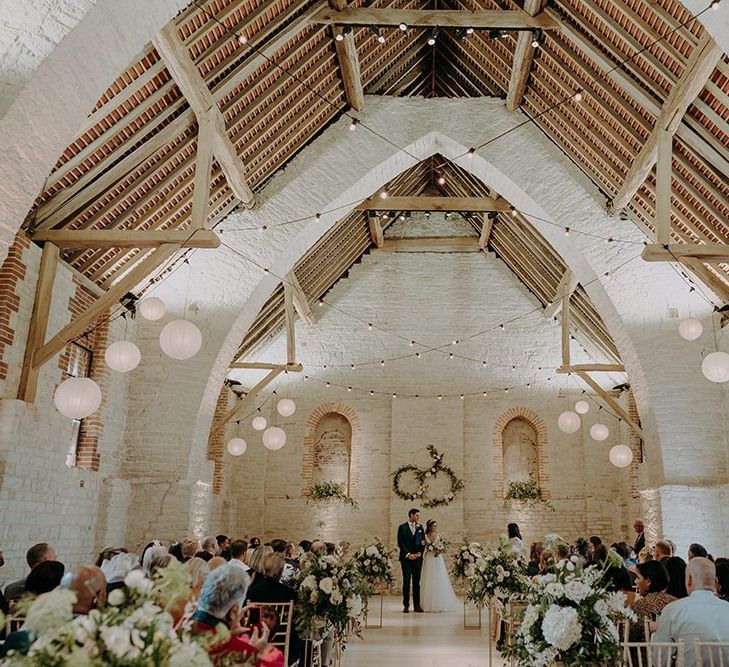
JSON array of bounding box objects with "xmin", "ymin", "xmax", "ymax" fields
[{"xmin": 421, "ymin": 519, "xmax": 460, "ymax": 612}]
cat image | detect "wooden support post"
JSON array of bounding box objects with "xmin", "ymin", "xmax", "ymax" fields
[
  {"xmin": 190, "ymin": 111, "xmax": 215, "ymax": 229},
  {"xmin": 286, "ymin": 272, "xmax": 314, "ymax": 325},
  {"xmin": 33, "ymin": 244, "xmax": 180, "ymax": 369},
  {"xmin": 216, "ymin": 368, "xmax": 283, "ymax": 433},
  {"xmin": 368, "ymin": 216, "xmax": 384, "ymax": 247},
  {"xmin": 505, "ymin": 0, "xmax": 545, "ymax": 111},
  {"xmin": 479, "ymin": 215, "xmax": 494, "ymax": 250},
  {"xmin": 229, "ymin": 362, "xmax": 303, "ymax": 371},
  {"xmin": 284, "ymin": 282, "xmax": 296, "ymax": 365},
  {"xmin": 556, "ymin": 364, "xmax": 626, "ymax": 373},
  {"xmin": 561, "ymin": 291, "xmax": 571, "ymax": 367},
  {"xmin": 17, "ymin": 243, "xmax": 59, "ymax": 403},
  {"xmin": 330, "ymin": 0, "xmax": 364, "ymax": 111},
  {"xmin": 544, "ymin": 269, "xmax": 577, "ymax": 318},
  {"xmin": 575, "ymin": 371, "xmax": 644, "ymax": 440},
  {"xmin": 31, "ymin": 229, "xmax": 220, "ymax": 249},
  {"xmin": 655, "ymin": 129, "xmax": 672, "ymax": 245},
  {"xmin": 358, "ymin": 196, "xmax": 510, "ymax": 213}
]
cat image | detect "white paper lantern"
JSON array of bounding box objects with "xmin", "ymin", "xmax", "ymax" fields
[
  {"xmin": 263, "ymin": 426, "xmax": 286, "ymax": 451},
  {"xmin": 574, "ymin": 400, "xmax": 590, "ymax": 415},
  {"xmin": 104, "ymin": 341, "xmax": 141, "ymax": 373},
  {"xmin": 609, "ymin": 444, "xmax": 633, "ymax": 468},
  {"xmin": 277, "ymin": 398, "xmax": 296, "ymax": 417},
  {"xmin": 159, "ymin": 319, "xmax": 202, "ymax": 360},
  {"xmin": 54, "ymin": 377, "xmax": 102, "ymax": 419},
  {"xmin": 590, "ymin": 423, "xmax": 610, "ymax": 441},
  {"xmin": 701, "ymin": 351, "xmax": 729, "ymax": 383},
  {"xmin": 226, "ymin": 438, "xmax": 247, "ymax": 456},
  {"xmin": 138, "ymin": 297, "xmax": 166, "ymax": 321},
  {"xmin": 252, "ymin": 416, "xmax": 267, "ymax": 431},
  {"xmin": 678, "ymin": 318, "xmax": 703, "ymax": 341},
  {"xmin": 557, "ymin": 411, "xmax": 581, "ymax": 434}
]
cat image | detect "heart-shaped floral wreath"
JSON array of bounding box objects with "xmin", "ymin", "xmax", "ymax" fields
[{"xmin": 392, "ymin": 445, "xmax": 464, "ymax": 508}]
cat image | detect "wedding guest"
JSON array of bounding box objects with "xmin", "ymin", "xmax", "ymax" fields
[
  {"xmin": 284, "ymin": 543, "xmax": 297, "ymax": 562},
  {"xmin": 630, "ymin": 560, "xmax": 675, "ymax": 641},
  {"xmin": 532, "ymin": 549, "xmax": 554, "ymax": 582},
  {"xmin": 588, "ymin": 536, "xmax": 602, "ymax": 562},
  {"xmin": 25, "ymin": 560, "xmax": 65, "ymax": 596},
  {"xmin": 716, "ymin": 561, "xmax": 729, "ymax": 602},
  {"xmin": 653, "ymin": 558, "xmax": 729, "ymax": 667},
  {"xmin": 94, "ymin": 547, "xmax": 128, "ymax": 567},
  {"xmin": 195, "ymin": 536, "xmax": 219, "ymax": 562},
  {"xmin": 527, "ymin": 542, "xmax": 544, "ymax": 577},
  {"xmin": 298, "ymin": 540, "xmax": 312, "ymax": 555},
  {"xmin": 270, "ymin": 539, "xmax": 287, "ymax": 554},
  {"xmin": 336, "ymin": 541, "xmax": 351, "ymax": 558},
  {"xmin": 638, "ymin": 546, "xmax": 654, "ymax": 564},
  {"xmin": 555, "ymin": 542, "xmax": 571, "ymax": 562},
  {"xmin": 574, "ymin": 537, "xmax": 591, "ymax": 560},
  {"xmin": 688, "ymin": 543, "xmax": 709, "ymax": 561},
  {"xmin": 633, "ymin": 520, "xmax": 645, "ymax": 555},
  {"xmin": 191, "ymin": 565, "xmax": 283, "ymax": 667},
  {"xmin": 249, "ymin": 545, "xmax": 274, "ymax": 578},
  {"xmin": 325, "ymin": 542, "xmax": 337, "ymax": 556},
  {"xmin": 218, "ymin": 535, "xmax": 231, "ymax": 561},
  {"xmin": 249, "ymin": 537, "xmax": 262, "ymax": 551},
  {"xmin": 654, "ymin": 540, "xmax": 672, "ymax": 561},
  {"xmin": 595, "ymin": 545, "xmax": 634, "ymax": 603},
  {"xmin": 62, "ymin": 566, "xmax": 107, "ymax": 615},
  {"xmin": 664, "ymin": 556, "xmax": 689, "ymax": 599},
  {"xmin": 229, "ymin": 540, "xmax": 251, "ymax": 573},
  {"xmin": 4, "ymin": 542, "xmax": 57, "ymax": 602},
  {"xmin": 100, "ymin": 552, "xmax": 138, "ymax": 593},
  {"xmin": 310, "ymin": 541, "xmax": 327, "ymax": 556},
  {"xmin": 181, "ymin": 538, "xmax": 199, "ymax": 563},
  {"xmin": 208, "ymin": 556, "xmax": 227, "ymax": 571},
  {"xmin": 185, "ymin": 557, "xmax": 210, "ymax": 598},
  {"xmin": 507, "ymin": 523, "xmax": 524, "ymax": 554},
  {"xmin": 169, "ymin": 542, "xmax": 184, "ymax": 562},
  {"xmin": 140, "ymin": 541, "xmax": 160, "ymax": 567},
  {"xmin": 143, "ymin": 544, "xmax": 171, "ymax": 576}
]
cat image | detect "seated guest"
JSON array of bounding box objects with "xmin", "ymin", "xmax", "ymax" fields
[
  {"xmin": 100, "ymin": 552, "xmax": 138, "ymax": 593},
  {"xmin": 94, "ymin": 547, "xmax": 128, "ymax": 567},
  {"xmin": 689, "ymin": 543, "xmax": 709, "ymax": 561},
  {"xmin": 715, "ymin": 561, "xmax": 729, "ymax": 602},
  {"xmin": 248, "ymin": 545, "xmax": 274, "ymax": 578},
  {"xmin": 169, "ymin": 542, "xmax": 184, "ymax": 562},
  {"xmin": 574, "ymin": 537, "xmax": 591, "ymax": 561},
  {"xmin": 555, "ymin": 542, "xmax": 571, "ymax": 562},
  {"xmin": 196, "ymin": 536, "xmax": 219, "ymax": 562},
  {"xmin": 4, "ymin": 543, "xmax": 57, "ymax": 602},
  {"xmin": 664, "ymin": 556, "xmax": 689, "ymax": 599},
  {"xmin": 654, "ymin": 540, "xmax": 672, "ymax": 561},
  {"xmin": 269, "ymin": 539, "xmax": 287, "ymax": 554},
  {"xmin": 298, "ymin": 540, "xmax": 312, "ymax": 556},
  {"xmin": 181, "ymin": 538, "xmax": 199, "ymax": 563},
  {"xmin": 630, "ymin": 560, "xmax": 675, "ymax": 641},
  {"xmin": 249, "ymin": 537, "xmax": 262, "ymax": 551},
  {"xmin": 191, "ymin": 565, "xmax": 283, "ymax": 667},
  {"xmin": 62, "ymin": 566, "xmax": 107, "ymax": 615},
  {"xmin": 185, "ymin": 557, "xmax": 211, "ymax": 598},
  {"xmin": 142, "ymin": 544, "xmax": 170, "ymax": 576},
  {"xmin": 208, "ymin": 556, "xmax": 227, "ymax": 571},
  {"xmin": 229, "ymin": 540, "xmax": 250, "ymax": 573},
  {"xmin": 217, "ymin": 535, "xmax": 231, "ymax": 561},
  {"xmin": 284, "ymin": 543, "xmax": 297, "ymax": 564},
  {"xmin": 595, "ymin": 545, "xmax": 634, "ymax": 604},
  {"xmin": 532, "ymin": 549, "xmax": 554, "ymax": 582},
  {"xmin": 325, "ymin": 542, "xmax": 337, "ymax": 556},
  {"xmin": 527, "ymin": 541, "xmax": 545, "ymax": 577},
  {"xmin": 638, "ymin": 546, "xmax": 654, "ymax": 564},
  {"xmin": 653, "ymin": 558, "xmax": 729, "ymax": 667},
  {"xmin": 588, "ymin": 536, "xmax": 602, "ymax": 562},
  {"xmin": 25, "ymin": 560, "xmax": 65, "ymax": 596}
]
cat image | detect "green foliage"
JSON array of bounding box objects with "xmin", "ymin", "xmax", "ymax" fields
[
  {"xmin": 306, "ymin": 481, "xmax": 358, "ymax": 508},
  {"xmin": 503, "ymin": 479, "xmax": 554, "ymax": 511}
]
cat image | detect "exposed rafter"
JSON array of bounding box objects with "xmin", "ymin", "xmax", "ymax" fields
[
  {"xmin": 479, "ymin": 214, "xmax": 494, "ymax": 249},
  {"xmin": 330, "ymin": 0, "xmax": 364, "ymax": 112},
  {"xmin": 286, "ymin": 272, "xmax": 314, "ymax": 325},
  {"xmin": 358, "ymin": 196, "xmax": 511, "ymax": 212},
  {"xmin": 368, "ymin": 216, "xmax": 385, "ymax": 247},
  {"xmin": 215, "ymin": 368, "xmax": 283, "ymax": 433},
  {"xmin": 609, "ymin": 33, "xmax": 722, "ymax": 212},
  {"xmin": 505, "ymin": 0, "xmax": 545, "ymax": 111},
  {"xmin": 30, "ymin": 229, "xmax": 220, "ymax": 249},
  {"xmin": 376, "ymin": 237, "xmax": 481, "ymax": 252},
  {"xmin": 544, "ymin": 268, "xmax": 578, "ymax": 319},
  {"xmin": 642, "ymin": 244, "xmax": 729, "ymax": 263},
  {"xmin": 153, "ymin": 23, "xmax": 256, "ymax": 208}
]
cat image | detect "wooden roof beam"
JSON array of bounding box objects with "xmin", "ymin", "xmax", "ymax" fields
[
  {"xmin": 609, "ymin": 33, "xmax": 722, "ymax": 212},
  {"xmin": 544, "ymin": 268, "xmax": 578, "ymax": 318},
  {"xmin": 30, "ymin": 229, "xmax": 220, "ymax": 249},
  {"xmin": 215, "ymin": 368, "xmax": 283, "ymax": 433},
  {"xmin": 330, "ymin": 1, "xmax": 364, "ymax": 112},
  {"xmin": 153, "ymin": 23, "xmax": 255, "ymax": 208},
  {"xmin": 368, "ymin": 215, "xmax": 385, "ymax": 247},
  {"xmin": 642, "ymin": 243, "xmax": 729, "ymax": 263},
  {"xmin": 309, "ymin": 7, "xmax": 559, "ymax": 30},
  {"xmin": 505, "ymin": 0, "xmax": 545, "ymax": 111},
  {"xmin": 286, "ymin": 272, "xmax": 314, "ymax": 325},
  {"xmin": 357, "ymin": 196, "xmax": 510, "ymax": 212}
]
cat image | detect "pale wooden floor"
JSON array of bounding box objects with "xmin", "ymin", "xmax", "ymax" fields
[{"xmin": 344, "ymin": 596, "xmax": 506, "ymax": 666}]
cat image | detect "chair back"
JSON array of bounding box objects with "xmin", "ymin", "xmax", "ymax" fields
[
  {"xmin": 695, "ymin": 640, "xmax": 729, "ymax": 667},
  {"xmin": 246, "ymin": 601, "xmax": 294, "ymax": 665},
  {"xmin": 621, "ymin": 640, "xmax": 685, "ymax": 667}
]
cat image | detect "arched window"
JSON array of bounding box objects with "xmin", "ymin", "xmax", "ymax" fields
[
  {"xmin": 312, "ymin": 412, "xmax": 352, "ymax": 491},
  {"xmin": 502, "ymin": 417, "xmax": 539, "ymax": 486}
]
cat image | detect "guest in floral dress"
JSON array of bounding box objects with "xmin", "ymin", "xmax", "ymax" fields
[{"xmin": 630, "ymin": 560, "xmax": 676, "ymax": 641}]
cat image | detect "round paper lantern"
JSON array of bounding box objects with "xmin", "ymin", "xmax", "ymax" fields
[
  {"xmin": 104, "ymin": 341, "xmax": 141, "ymax": 373},
  {"xmin": 159, "ymin": 319, "xmax": 202, "ymax": 360},
  {"xmin": 678, "ymin": 318, "xmax": 703, "ymax": 341},
  {"xmin": 277, "ymin": 398, "xmax": 296, "ymax": 417},
  {"xmin": 226, "ymin": 438, "xmax": 247, "ymax": 456},
  {"xmin": 557, "ymin": 411, "xmax": 581, "ymax": 434},
  {"xmin": 138, "ymin": 297, "xmax": 166, "ymax": 321},
  {"xmin": 609, "ymin": 444, "xmax": 633, "ymax": 468},
  {"xmin": 252, "ymin": 416, "xmax": 267, "ymax": 431},
  {"xmin": 54, "ymin": 377, "xmax": 102, "ymax": 419},
  {"xmin": 590, "ymin": 423, "xmax": 610, "ymax": 441},
  {"xmin": 574, "ymin": 400, "xmax": 590, "ymax": 415},
  {"xmin": 701, "ymin": 351, "xmax": 729, "ymax": 383},
  {"xmin": 263, "ymin": 426, "xmax": 286, "ymax": 451}
]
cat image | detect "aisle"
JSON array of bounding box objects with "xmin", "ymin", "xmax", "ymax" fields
[{"xmin": 344, "ymin": 596, "xmax": 505, "ymax": 666}]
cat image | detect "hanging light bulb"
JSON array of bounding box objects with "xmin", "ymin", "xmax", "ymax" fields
[
  {"xmin": 678, "ymin": 318, "xmax": 703, "ymax": 341},
  {"xmin": 573, "ymin": 90, "xmax": 583, "ymax": 102},
  {"xmin": 379, "ymin": 190, "xmax": 388, "ymax": 199},
  {"xmin": 590, "ymin": 423, "xmax": 610, "ymax": 441},
  {"xmin": 252, "ymin": 415, "xmax": 267, "ymax": 431},
  {"xmin": 159, "ymin": 319, "xmax": 202, "ymax": 360},
  {"xmin": 227, "ymin": 438, "xmax": 247, "ymax": 456},
  {"xmin": 609, "ymin": 444, "xmax": 633, "ymax": 468},
  {"xmin": 238, "ymin": 33, "xmax": 248, "ymax": 45},
  {"xmin": 54, "ymin": 377, "xmax": 102, "ymax": 419},
  {"xmin": 138, "ymin": 297, "xmax": 166, "ymax": 321},
  {"xmin": 104, "ymin": 340, "xmax": 141, "ymax": 373},
  {"xmin": 701, "ymin": 351, "xmax": 729, "ymax": 383},
  {"xmin": 335, "ymin": 32, "xmax": 344, "ymax": 42},
  {"xmin": 531, "ymin": 29, "xmax": 541, "ymax": 48},
  {"xmin": 557, "ymin": 411, "xmax": 581, "ymax": 434},
  {"xmin": 437, "ymin": 176, "xmax": 446, "ymax": 185},
  {"xmin": 574, "ymin": 399, "xmax": 590, "ymax": 415},
  {"xmin": 399, "ymin": 22, "xmax": 407, "ymax": 31},
  {"xmin": 277, "ymin": 398, "xmax": 296, "ymax": 417},
  {"xmin": 427, "ymin": 27, "xmax": 439, "ymax": 46},
  {"xmin": 263, "ymin": 427, "xmax": 287, "ymax": 450}
]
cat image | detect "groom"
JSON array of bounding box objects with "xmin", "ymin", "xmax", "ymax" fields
[{"xmin": 397, "ymin": 508, "xmax": 425, "ymax": 613}]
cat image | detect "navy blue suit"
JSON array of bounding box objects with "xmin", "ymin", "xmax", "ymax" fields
[{"xmin": 397, "ymin": 522, "xmax": 425, "ymax": 609}]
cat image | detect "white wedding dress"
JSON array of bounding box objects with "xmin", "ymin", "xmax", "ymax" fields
[{"xmin": 420, "ymin": 538, "xmax": 460, "ymax": 613}]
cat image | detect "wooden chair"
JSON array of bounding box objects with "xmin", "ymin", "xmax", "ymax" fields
[
  {"xmin": 302, "ymin": 638, "xmax": 323, "ymax": 667},
  {"xmin": 246, "ymin": 601, "xmax": 294, "ymax": 666},
  {"xmin": 621, "ymin": 640, "xmax": 685, "ymax": 666},
  {"xmin": 695, "ymin": 640, "xmax": 729, "ymax": 667}
]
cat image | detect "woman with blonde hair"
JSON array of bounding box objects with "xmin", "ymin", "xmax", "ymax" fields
[
  {"xmin": 248, "ymin": 545, "xmax": 274, "ymax": 579},
  {"xmin": 185, "ymin": 557, "xmax": 211, "ymax": 597}
]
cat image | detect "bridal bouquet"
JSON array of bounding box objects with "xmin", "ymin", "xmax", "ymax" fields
[
  {"xmin": 501, "ymin": 556, "xmax": 636, "ymax": 667},
  {"xmin": 352, "ymin": 540, "xmax": 394, "ymax": 592},
  {"xmin": 424, "ymin": 535, "xmax": 449, "ymax": 557},
  {"xmin": 0, "ymin": 561, "xmax": 216, "ymax": 666},
  {"xmin": 451, "ymin": 539, "xmax": 486, "ymax": 580},
  {"xmin": 466, "ymin": 536, "xmax": 527, "ymax": 606},
  {"xmin": 295, "ymin": 553, "xmax": 367, "ymax": 646}
]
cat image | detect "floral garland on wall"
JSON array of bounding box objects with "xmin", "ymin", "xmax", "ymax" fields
[
  {"xmin": 503, "ymin": 479, "xmax": 554, "ymax": 511},
  {"xmin": 306, "ymin": 481, "xmax": 358, "ymax": 508},
  {"xmin": 392, "ymin": 445, "xmax": 464, "ymax": 508}
]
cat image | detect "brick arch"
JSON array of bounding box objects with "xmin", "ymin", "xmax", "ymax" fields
[
  {"xmin": 492, "ymin": 407, "xmax": 550, "ymax": 499},
  {"xmin": 301, "ymin": 402, "xmax": 361, "ymax": 496}
]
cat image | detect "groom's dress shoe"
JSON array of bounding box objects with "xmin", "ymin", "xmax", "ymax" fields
[
  {"xmin": 403, "ymin": 607, "xmax": 409, "ymax": 614},
  {"xmin": 414, "ymin": 607, "xmax": 424, "ymax": 613}
]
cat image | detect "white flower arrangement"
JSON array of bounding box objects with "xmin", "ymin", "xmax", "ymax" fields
[
  {"xmin": 465, "ymin": 536, "xmax": 528, "ymax": 607},
  {"xmin": 352, "ymin": 539, "xmax": 394, "ymax": 592},
  {"xmin": 451, "ymin": 539, "xmax": 487, "ymax": 580},
  {"xmin": 424, "ymin": 535, "xmax": 449, "ymax": 558},
  {"xmin": 501, "ymin": 556, "xmax": 636, "ymax": 666}
]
